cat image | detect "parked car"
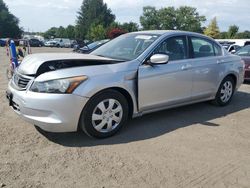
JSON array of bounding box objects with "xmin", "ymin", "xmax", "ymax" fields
[
  {"xmin": 221, "ymin": 43, "xmax": 241, "ymax": 53},
  {"xmin": 235, "ymin": 45, "xmax": 250, "ymax": 81},
  {"xmin": 70, "ymin": 40, "xmax": 77, "ymax": 48},
  {"xmin": 6, "ymin": 30, "xmax": 244, "ymax": 138},
  {"xmin": 78, "ymin": 39, "xmax": 110, "ymax": 54},
  {"xmin": 44, "ymin": 40, "xmax": 58, "ymax": 47},
  {"xmin": 29, "ymin": 38, "xmax": 43, "ymax": 47},
  {"xmin": 19, "ymin": 39, "xmax": 29, "ymax": 47},
  {"xmin": 0, "ymin": 38, "xmax": 6, "ymax": 47},
  {"xmin": 54, "ymin": 38, "xmax": 71, "ymax": 48},
  {"xmin": 73, "ymin": 40, "xmax": 91, "ymax": 52}
]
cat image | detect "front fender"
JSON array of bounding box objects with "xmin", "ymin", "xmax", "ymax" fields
[{"xmin": 73, "ymin": 71, "xmax": 139, "ymax": 115}]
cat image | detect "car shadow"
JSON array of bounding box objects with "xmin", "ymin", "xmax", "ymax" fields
[{"xmin": 37, "ymin": 91, "xmax": 250, "ymax": 147}]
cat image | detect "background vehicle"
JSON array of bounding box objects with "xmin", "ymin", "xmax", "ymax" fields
[
  {"xmin": 29, "ymin": 38, "xmax": 43, "ymax": 47},
  {"xmin": 54, "ymin": 38, "xmax": 71, "ymax": 48},
  {"xmin": 217, "ymin": 39, "xmax": 250, "ymax": 53},
  {"xmin": 221, "ymin": 43, "xmax": 241, "ymax": 53},
  {"xmin": 235, "ymin": 45, "xmax": 250, "ymax": 81},
  {"xmin": 73, "ymin": 40, "xmax": 91, "ymax": 52},
  {"xmin": 18, "ymin": 39, "xmax": 29, "ymax": 47},
  {"xmin": 70, "ymin": 40, "xmax": 77, "ymax": 48},
  {"xmin": 44, "ymin": 40, "xmax": 58, "ymax": 47},
  {"xmin": 0, "ymin": 38, "xmax": 6, "ymax": 47},
  {"xmin": 78, "ymin": 39, "xmax": 110, "ymax": 54},
  {"xmin": 7, "ymin": 31, "xmax": 244, "ymax": 138}
]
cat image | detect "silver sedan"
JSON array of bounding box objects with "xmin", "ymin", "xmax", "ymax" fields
[{"xmin": 7, "ymin": 30, "xmax": 245, "ymax": 138}]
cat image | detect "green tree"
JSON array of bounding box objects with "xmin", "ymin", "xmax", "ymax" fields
[
  {"xmin": 204, "ymin": 17, "xmax": 220, "ymax": 39},
  {"xmin": 140, "ymin": 6, "xmax": 160, "ymax": 30},
  {"xmin": 175, "ymin": 6, "xmax": 206, "ymax": 33},
  {"xmin": 140, "ymin": 6, "xmax": 206, "ymax": 32},
  {"xmin": 76, "ymin": 0, "xmax": 115, "ymax": 39},
  {"xmin": 227, "ymin": 25, "xmax": 239, "ymax": 39},
  {"xmin": 0, "ymin": 0, "xmax": 22, "ymax": 38},
  {"xmin": 158, "ymin": 7, "xmax": 176, "ymax": 30},
  {"xmin": 56, "ymin": 26, "xmax": 66, "ymax": 38},
  {"xmin": 74, "ymin": 25, "xmax": 84, "ymax": 40},
  {"xmin": 220, "ymin": 31, "xmax": 228, "ymax": 39},
  {"xmin": 120, "ymin": 22, "xmax": 139, "ymax": 32},
  {"xmin": 44, "ymin": 25, "xmax": 76, "ymax": 39},
  {"xmin": 109, "ymin": 22, "xmax": 120, "ymax": 29},
  {"xmin": 43, "ymin": 27, "xmax": 58, "ymax": 39},
  {"xmin": 65, "ymin": 25, "xmax": 75, "ymax": 39},
  {"xmin": 86, "ymin": 24, "xmax": 106, "ymax": 40},
  {"xmin": 236, "ymin": 31, "xmax": 250, "ymax": 39}
]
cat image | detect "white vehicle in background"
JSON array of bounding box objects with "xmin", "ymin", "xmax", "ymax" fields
[
  {"xmin": 54, "ymin": 38, "xmax": 71, "ymax": 48},
  {"xmin": 44, "ymin": 40, "xmax": 58, "ymax": 47},
  {"xmin": 222, "ymin": 43, "xmax": 241, "ymax": 54},
  {"xmin": 216, "ymin": 39, "xmax": 250, "ymax": 53}
]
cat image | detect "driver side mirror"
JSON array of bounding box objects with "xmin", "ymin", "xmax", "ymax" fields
[{"xmin": 148, "ymin": 54, "xmax": 169, "ymax": 65}]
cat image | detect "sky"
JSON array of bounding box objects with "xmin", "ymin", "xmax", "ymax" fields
[{"xmin": 4, "ymin": 0, "xmax": 250, "ymax": 32}]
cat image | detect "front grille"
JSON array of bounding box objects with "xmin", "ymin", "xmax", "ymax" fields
[{"xmin": 13, "ymin": 73, "xmax": 33, "ymax": 90}]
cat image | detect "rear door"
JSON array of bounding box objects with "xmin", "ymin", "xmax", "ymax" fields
[
  {"xmin": 138, "ymin": 36, "xmax": 193, "ymax": 111},
  {"xmin": 189, "ymin": 36, "xmax": 223, "ymax": 100}
]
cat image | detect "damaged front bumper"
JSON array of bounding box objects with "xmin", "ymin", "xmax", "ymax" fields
[{"xmin": 7, "ymin": 81, "xmax": 89, "ymax": 133}]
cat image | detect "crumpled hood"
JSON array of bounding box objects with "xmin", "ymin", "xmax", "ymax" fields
[{"xmin": 18, "ymin": 53, "xmax": 118, "ymax": 75}]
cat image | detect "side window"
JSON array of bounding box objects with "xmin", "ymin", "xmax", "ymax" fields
[
  {"xmin": 154, "ymin": 36, "xmax": 187, "ymax": 61},
  {"xmin": 191, "ymin": 37, "xmax": 215, "ymax": 58},
  {"xmin": 214, "ymin": 43, "xmax": 222, "ymax": 56}
]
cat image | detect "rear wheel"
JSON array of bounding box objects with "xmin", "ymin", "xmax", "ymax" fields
[
  {"xmin": 79, "ymin": 90, "xmax": 129, "ymax": 138},
  {"xmin": 212, "ymin": 76, "xmax": 235, "ymax": 106}
]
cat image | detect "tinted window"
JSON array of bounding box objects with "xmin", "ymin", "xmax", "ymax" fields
[
  {"xmin": 191, "ymin": 37, "xmax": 215, "ymax": 58},
  {"xmin": 153, "ymin": 36, "xmax": 187, "ymax": 61}
]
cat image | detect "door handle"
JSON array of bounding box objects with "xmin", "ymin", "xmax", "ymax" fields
[
  {"xmin": 217, "ymin": 59, "xmax": 225, "ymax": 64},
  {"xmin": 181, "ymin": 64, "xmax": 192, "ymax": 70}
]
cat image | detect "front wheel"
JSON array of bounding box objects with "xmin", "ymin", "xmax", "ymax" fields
[
  {"xmin": 6, "ymin": 66, "xmax": 14, "ymax": 80},
  {"xmin": 212, "ymin": 76, "xmax": 235, "ymax": 106},
  {"xmin": 79, "ymin": 90, "xmax": 129, "ymax": 138}
]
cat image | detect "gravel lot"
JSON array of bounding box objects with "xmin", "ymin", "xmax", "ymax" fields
[{"xmin": 0, "ymin": 47, "xmax": 250, "ymax": 188}]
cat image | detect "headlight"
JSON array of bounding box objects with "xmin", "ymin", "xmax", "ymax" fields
[{"xmin": 30, "ymin": 76, "xmax": 87, "ymax": 94}]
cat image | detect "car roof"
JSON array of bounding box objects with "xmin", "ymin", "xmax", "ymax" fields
[{"xmin": 130, "ymin": 30, "xmax": 214, "ymax": 40}]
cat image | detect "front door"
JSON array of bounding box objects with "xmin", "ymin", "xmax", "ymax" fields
[{"xmin": 138, "ymin": 36, "xmax": 193, "ymax": 112}]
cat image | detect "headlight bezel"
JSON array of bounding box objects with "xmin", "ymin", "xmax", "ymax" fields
[{"xmin": 30, "ymin": 76, "xmax": 88, "ymax": 94}]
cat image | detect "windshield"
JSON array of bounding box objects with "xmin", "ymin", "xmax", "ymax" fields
[
  {"xmin": 235, "ymin": 45, "xmax": 250, "ymax": 56},
  {"xmin": 91, "ymin": 33, "xmax": 160, "ymax": 61}
]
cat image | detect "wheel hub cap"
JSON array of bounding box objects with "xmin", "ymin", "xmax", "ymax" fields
[
  {"xmin": 220, "ymin": 81, "xmax": 233, "ymax": 103},
  {"xmin": 92, "ymin": 99, "xmax": 123, "ymax": 133}
]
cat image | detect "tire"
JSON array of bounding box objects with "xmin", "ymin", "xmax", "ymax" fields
[
  {"xmin": 6, "ymin": 67, "xmax": 13, "ymax": 80},
  {"xmin": 212, "ymin": 76, "xmax": 235, "ymax": 106},
  {"xmin": 79, "ymin": 90, "xmax": 129, "ymax": 138}
]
